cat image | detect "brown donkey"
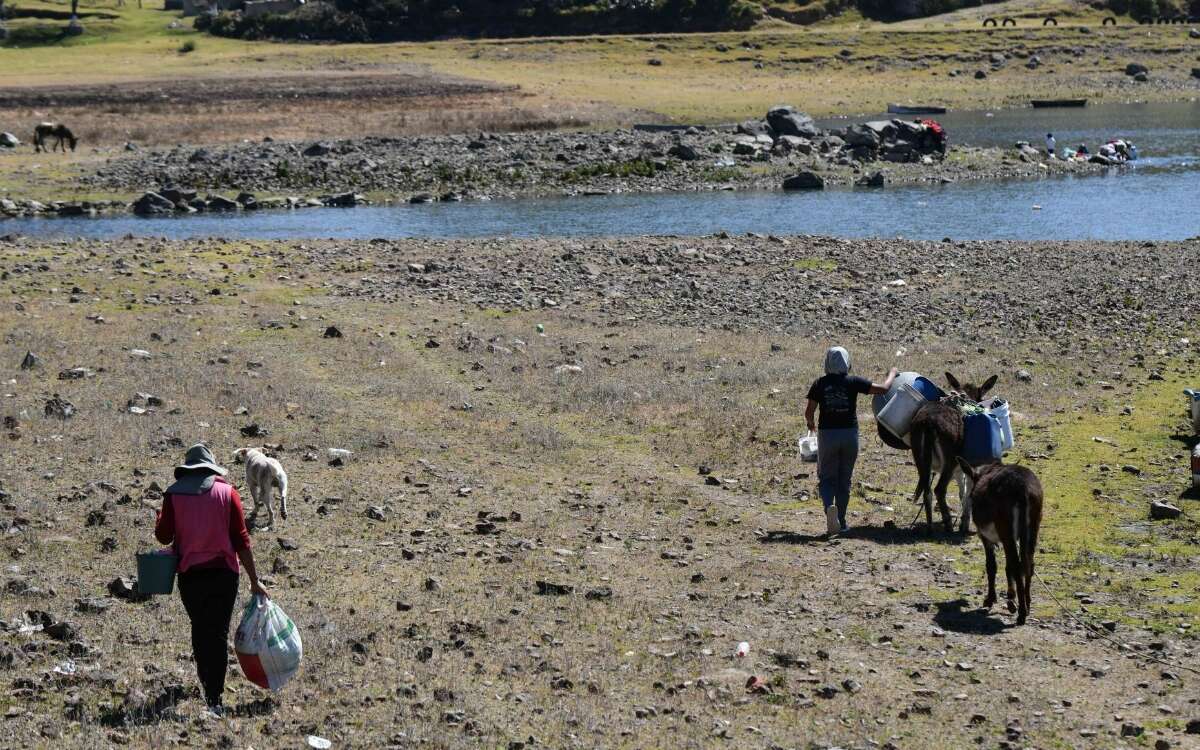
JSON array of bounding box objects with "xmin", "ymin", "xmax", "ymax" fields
[
  {"xmin": 908, "ymin": 372, "xmax": 997, "ymax": 533},
  {"xmin": 955, "ymin": 458, "xmax": 1043, "ymax": 624}
]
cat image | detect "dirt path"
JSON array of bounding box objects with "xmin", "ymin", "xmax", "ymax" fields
[{"xmin": 0, "ymin": 235, "xmax": 1196, "ymax": 749}]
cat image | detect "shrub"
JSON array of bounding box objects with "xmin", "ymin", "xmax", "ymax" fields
[
  {"xmin": 178, "ymin": 39, "xmax": 197, "ymax": 53},
  {"xmin": 206, "ymin": 0, "xmax": 762, "ymax": 42}
]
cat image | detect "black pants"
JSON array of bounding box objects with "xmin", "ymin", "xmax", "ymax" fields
[{"xmin": 177, "ymin": 567, "xmax": 239, "ymax": 707}]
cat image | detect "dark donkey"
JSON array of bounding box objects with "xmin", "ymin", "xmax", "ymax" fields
[
  {"xmin": 33, "ymin": 122, "xmax": 78, "ymax": 153},
  {"xmin": 909, "ymin": 372, "xmax": 997, "ymax": 533},
  {"xmin": 955, "ymin": 458, "xmax": 1043, "ymax": 624}
]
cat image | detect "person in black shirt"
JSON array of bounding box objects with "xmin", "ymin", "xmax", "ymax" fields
[{"xmin": 805, "ymin": 347, "xmax": 898, "ymax": 536}]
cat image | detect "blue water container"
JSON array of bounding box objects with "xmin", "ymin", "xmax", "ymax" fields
[
  {"xmin": 912, "ymin": 376, "xmax": 945, "ymax": 402},
  {"xmin": 962, "ymin": 413, "xmax": 1003, "ymax": 464}
]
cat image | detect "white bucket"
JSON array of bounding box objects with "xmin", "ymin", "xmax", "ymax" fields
[
  {"xmin": 986, "ymin": 398, "xmax": 1014, "ymax": 452},
  {"xmin": 798, "ymin": 431, "xmax": 819, "ymax": 463},
  {"xmin": 1186, "ymin": 389, "xmax": 1200, "ymax": 435},
  {"xmin": 1193, "ymin": 444, "xmax": 1200, "ymax": 489},
  {"xmin": 877, "ymin": 383, "xmax": 925, "ymax": 440}
]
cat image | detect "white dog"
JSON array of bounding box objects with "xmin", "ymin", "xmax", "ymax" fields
[{"xmin": 233, "ymin": 448, "xmax": 289, "ymax": 527}]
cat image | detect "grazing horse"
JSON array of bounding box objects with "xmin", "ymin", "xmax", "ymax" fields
[{"xmin": 33, "ymin": 123, "xmax": 78, "ymax": 153}]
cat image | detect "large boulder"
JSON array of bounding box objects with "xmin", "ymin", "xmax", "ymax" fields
[
  {"xmin": 326, "ymin": 192, "xmax": 365, "ymax": 207},
  {"xmin": 159, "ymin": 186, "xmax": 197, "ymax": 205},
  {"xmin": 856, "ymin": 171, "xmax": 887, "ymax": 187},
  {"xmin": 766, "ymin": 106, "xmax": 820, "ymax": 139},
  {"xmin": 303, "ymin": 141, "xmax": 333, "ymax": 157},
  {"xmin": 892, "ymin": 119, "xmax": 925, "ymax": 144},
  {"xmin": 782, "ymin": 171, "xmax": 825, "ymax": 190},
  {"xmin": 863, "ymin": 120, "xmax": 897, "ymax": 140},
  {"xmin": 736, "ymin": 120, "xmax": 772, "ymax": 138},
  {"xmin": 881, "ymin": 143, "xmax": 916, "ymax": 162},
  {"xmin": 132, "ymin": 192, "xmax": 175, "ymax": 215},
  {"xmin": 1016, "ymin": 144, "xmax": 1042, "ymax": 162},
  {"xmin": 1124, "ymin": 62, "xmax": 1148, "ymax": 76},
  {"xmin": 206, "ymin": 195, "xmax": 241, "ymax": 211},
  {"xmin": 668, "ymin": 143, "xmax": 700, "ymax": 161},
  {"xmin": 842, "ymin": 124, "xmax": 881, "ymax": 149},
  {"xmin": 775, "ymin": 135, "xmax": 811, "ymax": 154},
  {"xmin": 0, "ymin": 132, "xmax": 19, "ymax": 148}
]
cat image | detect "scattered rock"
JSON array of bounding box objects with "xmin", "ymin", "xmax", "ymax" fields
[
  {"xmin": 668, "ymin": 144, "xmax": 700, "ymax": 161},
  {"xmin": 323, "ymin": 325, "xmax": 343, "ymax": 338},
  {"xmin": 535, "ymin": 580, "xmax": 573, "ymax": 596},
  {"xmin": 132, "ymin": 192, "xmax": 174, "ymax": 215},
  {"xmin": 107, "ymin": 577, "xmax": 148, "ymax": 602},
  {"xmin": 782, "ymin": 172, "xmax": 825, "ymax": 190},
  {"xmin": 856, "ymin": 171, "xmax": 887, "ymax": 188},
  {"xmin": 1150, "ymin": 501, "xmax": 1182, "ymax": 520},
  {"xmin": 766, "ymin": 106, "xmax": 820, "ymax": 139},
  {"xmin": 44, "ymin": 395, "xmax": 76, "ymax": 420}
]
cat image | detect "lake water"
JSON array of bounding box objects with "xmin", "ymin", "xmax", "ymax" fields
[{"xmin": 6, "ymin": 102, "xmax": 1198, "ymax": 242}]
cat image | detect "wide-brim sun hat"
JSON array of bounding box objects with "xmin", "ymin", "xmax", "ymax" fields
[{"xmin": 174, "ymin": 443, "xmax": 227, "ymax": 479}]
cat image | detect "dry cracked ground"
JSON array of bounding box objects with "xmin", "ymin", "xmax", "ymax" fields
[{"xmin": 1, "ymin": 234, "xmax": 1199, "ymax": 750}]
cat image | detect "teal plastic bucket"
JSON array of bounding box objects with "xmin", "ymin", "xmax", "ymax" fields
[{"xmin": 136, "ymin": 551, "xmax": 178, "ymax": 595}]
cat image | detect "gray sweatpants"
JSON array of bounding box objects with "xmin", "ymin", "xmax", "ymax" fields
[{"xmin": 817, "ymin": 427, "xmax": 859, "ymax": 525}]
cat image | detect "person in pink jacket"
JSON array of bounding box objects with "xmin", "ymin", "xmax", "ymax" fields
[{"xmin": 155, "ymin": 444, "xmax": 267, "ymax": 715}]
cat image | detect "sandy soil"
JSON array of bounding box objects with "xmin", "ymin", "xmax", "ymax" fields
[{"xmin": 1, "ymin": 234, "xmax": 1197, "ymax": 749}]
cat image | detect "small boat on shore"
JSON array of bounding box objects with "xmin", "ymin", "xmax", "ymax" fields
[
  {"xmin": 887, "ymin": 103, "xmax": 947, "ymax": 115},
  {"xmin": 1031, "ymin": 99, "xmax": 1088, "ymax": 108}
]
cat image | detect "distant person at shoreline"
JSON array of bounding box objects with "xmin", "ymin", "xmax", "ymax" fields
[
  {"xmin": 155, "ymin": 444, "xmax": 268, "ymax": 716},
  {"xmin": 805, "ymin": 348, "xmax": 898, "ymax": 536},
  {"xmin": 1045, "ymin": 133, "xmax": 1056, "ymax": 157}
]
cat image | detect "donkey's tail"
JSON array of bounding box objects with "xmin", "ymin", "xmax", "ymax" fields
[
  {"xmin": 1021, "ymin": 494, "xmax": 1041, "ymax": 580},
  {"xmin": 910, "ymin": 423, "xmax": 934, "ymax": 504}
]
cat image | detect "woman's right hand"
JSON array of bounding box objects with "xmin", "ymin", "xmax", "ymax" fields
[{"xmin": 250, "ymin": 580, "xmax": 270, "ymax": 599}]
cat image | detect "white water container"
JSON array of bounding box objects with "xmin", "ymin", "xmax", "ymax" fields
[
  {"xmin": 877, "ymin": 382, "xmax": 925, "ymax": 440},
  {"xmin": 986, "ymin": 398, "xmax": 1014, "ymax": 452},
  {"xmin": 1193, "ymin": 444, "xmax": 1200, "ymax": 489},
  {"xmin": 798, "ymin": 431, "xmax": 819, "ymax": 463},
  {"xmin": 1186, "ymin": 389, "xmax": 1200, "ymax": 435}
]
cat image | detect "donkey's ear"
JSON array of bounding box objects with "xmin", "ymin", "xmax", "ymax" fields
[
  {"xmin": 955, "ymin": 456, "xmax": 976, "ymax": 481},
  {"xmin": 945, "ymin": 372, "xmax": 961, "ymax": 391},
  {"xmin": 980, "ymin": 374, "xmax": 998, "ymax": 395}
]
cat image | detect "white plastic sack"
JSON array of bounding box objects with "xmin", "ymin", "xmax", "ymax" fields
[
  {"xmin": 798, "ymin": 431, "xmax": 819, "ymax": 463},
  {"xmin": 235, "ymin": 594, "xmax": 302, "ymax": 691}
]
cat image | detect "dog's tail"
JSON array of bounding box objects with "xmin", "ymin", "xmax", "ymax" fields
[{"xmin": 277, "ymin": 470, "xmax": 288, "ymax": 500}]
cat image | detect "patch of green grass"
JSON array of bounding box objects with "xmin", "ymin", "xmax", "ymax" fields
[
  {"xmin": 791, "ymin": 258, "xmax": 837, "ymax": 271},
  {"xmin": 970, "ymin": 363, "xmax": 1200, "ymax": 630},
  {"xmin": 698, "ymin": 166, "xmax": 744, "ymax": 182},
  {"xmin": 560, "ymin": 158, "xmax": 664, "ymax": 182}
]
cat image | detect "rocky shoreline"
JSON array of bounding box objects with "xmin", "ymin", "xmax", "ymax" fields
[{"xmin": 1, "ymin": 108, "xmax": 1110, "ymax": 220}]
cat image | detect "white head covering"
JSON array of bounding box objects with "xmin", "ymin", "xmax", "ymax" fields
[{"xmin": 824, "ymin": 346, "xmax": 850, "ymax": 375}]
